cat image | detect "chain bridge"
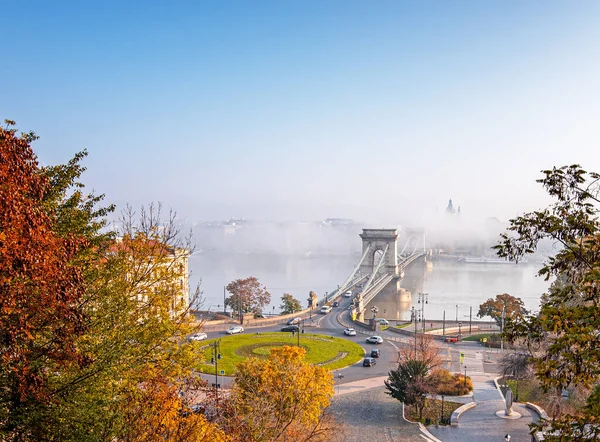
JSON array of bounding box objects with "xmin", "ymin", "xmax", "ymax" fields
[{"xmin": 328, "ymin": 228, "xmax": 426, "ymax": 320}]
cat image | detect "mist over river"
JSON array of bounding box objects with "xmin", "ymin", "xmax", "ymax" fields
[{"xmin": 190, "ymin": 252, "xmax": 549, "ymax": 320}]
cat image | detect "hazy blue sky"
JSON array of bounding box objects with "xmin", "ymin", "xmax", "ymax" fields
[{"xmin": 4, "ymin": 1, "xmax": 600, "ymax": 224}]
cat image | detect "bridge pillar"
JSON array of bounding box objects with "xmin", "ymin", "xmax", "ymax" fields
[{"xmin": 359, "ymin": 229, "xmax": 399, "ymax": 276}]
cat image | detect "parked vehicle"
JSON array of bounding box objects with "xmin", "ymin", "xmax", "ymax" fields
[
  {"xmin": 226, "ymin": 326, "xmax": 244, "ymax": 335},
  {"xmin": 188, "ymin": 332, "xmax": 208, "ymax": 341},
  {"xmin": 287, "ymin": 317, "xmax": 302, "ymax": 325},
  {"xmin": 366, "ymin": 336, "xmax": 383, "ymax": 344},
  {"xmin": 370, "ymin": 349, "xmax": 381, "ymax": 358},
  {"xmin": 363, "ymin": 357, "xmax": 377, "ymax": 367},
  {"xmin": 320, "ymin": 305, "xmax": 332, "ymax": 314},
  {"xmin": 344, "ymin": 328, "xmax": 356, "ymax": 336},
  {"xmin": 281, "ymin": 325, "xmax": 300, "ymax": 332}
]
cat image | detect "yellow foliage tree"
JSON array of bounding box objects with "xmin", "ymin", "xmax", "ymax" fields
[{"xmin": 227, "ymin": 346, "xmax": 335, "ymax": 441}]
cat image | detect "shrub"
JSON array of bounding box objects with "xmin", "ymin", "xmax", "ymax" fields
[{"xmin": 429, "ymin": 369, "xmax": 473, "ymax": 396}]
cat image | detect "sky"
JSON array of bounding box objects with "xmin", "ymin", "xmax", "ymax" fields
[{"xmin": 3, "ymin": 1, "xmax": 600, "ymax": 225}]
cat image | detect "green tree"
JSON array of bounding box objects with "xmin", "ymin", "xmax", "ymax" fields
[
  {"xmin": 280, "ymin": 293, "xmax": 302, "ymax": 315},
  {"xmin": 495, "ymin": 164, "xmax": 600, "ymax": 440},
  {"xmin": 385, "ymin": 360, "xmax": 432, "ymax": 420},
  {"xmin": 477, "ymin": 293, "xmax": 528, "ymax": 326},
  {"xmin": 225, "ymin": 277, "xmax": 271, "ymax": 315}
]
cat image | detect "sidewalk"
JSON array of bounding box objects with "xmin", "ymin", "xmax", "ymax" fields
[{"xmin": 427, "ymin": 374, "xmax": 537, "ymax": 442}]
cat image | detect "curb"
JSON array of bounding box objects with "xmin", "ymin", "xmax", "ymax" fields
[
  {"xmin": 419, "ymin": 423, "xmax": 443, "ymax": 442},
  {"xmin": 526, "ymin": 402, "xmax": 549, "ymax": 420},
  {"xmin": 450, "ymin": 402, "xmax": 476, "ymax": 426}
]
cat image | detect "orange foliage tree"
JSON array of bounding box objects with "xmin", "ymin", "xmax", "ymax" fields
[
  {"xmin": 223, "ymin": 346, "xmax": 336, "ymax": 441},
  {"xmin": 0, "ymin": 121, "xmax": 88, "ymax": 438}
]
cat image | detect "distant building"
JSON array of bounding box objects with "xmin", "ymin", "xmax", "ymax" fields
[
  {"xmin": 445, "ymin": 199, "xmax": 456, "ymax": 215},
  {"xmin": 112, "ymin": 236, "xmax": 190, "ymax": 315}
]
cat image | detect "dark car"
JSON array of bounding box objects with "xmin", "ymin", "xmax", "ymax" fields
[
  {"xmin": 370, "ymin": 349, "xmax": 380, "ymax": 358},
  {"xmin": 333, "ymin": 301, "xmax": 339, "ymax": 307},
  {"xmin": 363, "ymin": 357, "xmax": 377, "ymax": 367},
  {"xmin": 281, "ymin": 325, "xmax": 300, "ymax": 332}
]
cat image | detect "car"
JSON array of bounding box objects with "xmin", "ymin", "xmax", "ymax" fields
[
  {"xmin": 320, "ymin": 305, "xmax": 332, "ymax": 314},
  {"xmin": 226, "ymin": 326, "xmax": 244, "ymax": 335},
  {"xmin": 376, "ymin": 318, "xmax": 389, "ymax": 326},
  {"xmin": 363, "ymin": 357, "xmax": 377, "ymax": 367},
  {"xmin": 333, "ymin": 301, "xmax": 339, "ymax": 307},
  {"xmin": 366, "ymin": 336, "xmax": 383, "ymax": 344},
  {"xmin": 188, "ymin": 332, "xmax": 208, "ymax": 341},
  {"xmin": 281, "ymin": 325, "xmax": 300, "ymax": 332},
  {"xmin": 287, "ymin": 317, "xmax": 302, "ymax": 325},
  {"xmin": 344, "ymin": 328, "xmax": 357, "ymax": 336},
  {"xmin": 348, "ymin": 304, "xmax": 355, "ymax": 310},
  {"xmin": 344, "ymin": 290, "xmax": 352, "ymax": 298},
  {"xmin": 370, "ymin": 349, "xmax": 381, "ymax": 358}
]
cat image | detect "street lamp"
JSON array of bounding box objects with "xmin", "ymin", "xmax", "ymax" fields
[
  {"xmin": 441, "ymin": 394, "xmax": 445, "ymax": 424},
  {"xmin": 458, "ymin": 322, "xmax": 462, "ymax": 339},
  {"xmin": 417, "ymin": 293, "xmax": 428, "ymax": 333},
  {"xmin": 455, "ymin": 304, "xmax": 459, "ymax": 322},
  {"xmin": 464, "ymin": 366, "xmax": 467, "ymax": 388},
  {"xmin": 210, "ymin": 340, "xmax": 222, "ymax": 413},
  {"xmin": 371, "ymin": 305, "xmax": 379, "ymax": 318}
]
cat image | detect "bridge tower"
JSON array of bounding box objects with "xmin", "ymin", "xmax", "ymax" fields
[{"xmin": 359, "ymin": 229, "xmax": 399, "ymax": 276}]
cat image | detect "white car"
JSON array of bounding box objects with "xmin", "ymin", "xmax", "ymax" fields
[
  {"xmin": 226, "ymin": 326, "xmax": 244, "ymax": 335},
  {"xmin": 344, "ymin": 328, "xmax": 357, "ymax": 336},
  {"xmin": 366, "ymin": 336, "xmax": 384, "ymax": 344},
  {"xmin": 344, "ymin": 290, "xmax": 352, "ymax": 298},
  {"xmin": 188, "ymin": 332, "xmax": 208, "ymax": 341},
  {"xmin": 287, "ymin": 317, "xmax": 302, "ymax": 325},
  {"xmin": 376, "ymin": 318, "xmax": 389, "ymax": 326}
]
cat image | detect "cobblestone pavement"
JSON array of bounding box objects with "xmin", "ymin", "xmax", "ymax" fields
[{"xmin": 329, "ymin": 386, "xmax": 426, "ymax": 442}]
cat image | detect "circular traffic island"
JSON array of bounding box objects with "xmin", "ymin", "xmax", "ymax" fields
[{"xmin": 196, "ymin": 332, "xmax": 364, "ymax": 376}]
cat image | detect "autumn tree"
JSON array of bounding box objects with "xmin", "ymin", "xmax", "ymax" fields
[
  {"xmin": 495, "ymin": 164, "xmax": 600, "ymax": 439},
  {"xmin": 399, "ymin": 333, "xmax": 443, "ymax": 370},
  {"xmin": 225, "ymin": 276, "xmax": 271, "ymax": 315},
  {"xmin": 477, "ymin": 293, "xmax": 528, "ymax": 326},
  {"xmin": 0, "ymin": 122, "xmax": 222, "ymax": 440},
  {"xmin": 0, "ymin": 121, "xmax": 90, "ymax": 439},
  {"xmin": 280, "ymin": 293, "xmax": 302, "ymax": 314},
  {"xmin": 224, "ymin": 345, "xmax": 335, "ymax": 441}
]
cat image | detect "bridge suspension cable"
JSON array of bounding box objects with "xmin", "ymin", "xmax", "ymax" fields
[
  {"xmin": 335, "ymin": 245, "xmax": 371, "ymax": 296},
  {"xmin": 362, "ymin": 244, "xmax": 389, "ymax": 293}
]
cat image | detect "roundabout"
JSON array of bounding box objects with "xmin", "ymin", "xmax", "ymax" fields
[{"xmin": 196, "ymin": 332, "xmax": 365, "ymax": 376}]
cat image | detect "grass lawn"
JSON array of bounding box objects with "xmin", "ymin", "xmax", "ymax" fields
[
  {"xmin": 505, "ymin": 378, "xmax": 538, "ymax": 403},
  {"xmin": 405, "ymin": 398, "xmax": 463, "ymax": 425},
  {"xmin": 395, "ymin": 322, "xmax": 413, "ymax": 329},
  {"xmin": 196, "ymin": 332, "xmax": 365, "ymax": 375},
  {"xmin": 462, "ymin": 333, "xmax": 498, "ymax": 342}
]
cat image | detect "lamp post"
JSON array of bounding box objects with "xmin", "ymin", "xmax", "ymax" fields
[
  {"xmin": 464, "ymin": 365, "xmax": 467, "ymax": 388},
  {"xmin": 458, "ymin": 321, "xmax": 462, "ymax": 340},
  {"xmin": 455, "ymin": 304, "xmax": 459, "ymax": 322},
  {"xmin": 417, "ymin": 293, "xmax": 428, "ymax": 333},
  {"xmin": 441, "ymin": 394, "xmax": 445, "ymax": 424},
  {"xmin": 501, "ymin": 303, "xmax": 506, "ymax": 352},
  {"xmin": 371, "ymin": 305, "xmax": 379, "ymax": 319},
  {"xmin": 442, "ymin": 310, "xmax": 446, "ymax": 337},
  {"xmin": 210, "ymin": 340, "xmax": 222, "ymax": 413},
  {"xmin": 413, "ymin": 307, "xmax": 417, "ymax": 358}
]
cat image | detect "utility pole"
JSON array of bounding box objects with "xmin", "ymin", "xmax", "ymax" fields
[
  {"xmin": 413, "ymin": 307, "xmax": 417, "ymax": 358},
  {"xmin": 223, "ymin": 286, "xmax": 227, "ymax": 314},
  {"xmin": 469, "ymin": 306, "xmax": 472, "ymax": 334},
  {"xmin": 443, "ymin": 310, "xmax": 446, "ymax": 338},
  {"xmin": 455, "ymin": 304, "xmax": 459, "ymax": 323}
]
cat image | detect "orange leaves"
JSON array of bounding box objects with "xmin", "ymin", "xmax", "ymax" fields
[
  {"xmin": 0, "ymin": 124, "xmax": 89, "ymax": 420},
  {"xmin": 230, "ymin": 345, "xmax": 335, "ymax": 441}
]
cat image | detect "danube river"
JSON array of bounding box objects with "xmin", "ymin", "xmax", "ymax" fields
[{"xmin": 190, "ymin": 252, "xmax": 549, "ymax": 321}]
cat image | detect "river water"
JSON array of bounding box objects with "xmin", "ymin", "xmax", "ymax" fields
[{"xmin": 189, "ymin": 253, "xmax": 549, "ymax": 321}]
